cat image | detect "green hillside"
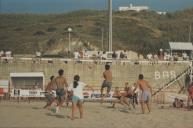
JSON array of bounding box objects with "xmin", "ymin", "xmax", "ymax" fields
[{"xmin": 0, "ymin": 9, "xmax": 193, "ymax": 55}]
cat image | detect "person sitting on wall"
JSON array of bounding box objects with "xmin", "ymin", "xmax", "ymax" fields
[
  {"xmin": 120, "ymin": 52, "xmax": 124, "ymax": 59},
  {"xmin": 112, "ymin": 51, "xmax": 117, "ymax": 59},
  {"xmin": 101, "ymin": 51, "xmax": 106, "ymax": 60}
]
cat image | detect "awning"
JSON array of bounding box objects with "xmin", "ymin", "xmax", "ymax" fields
[
  {"xmin": 10, "ymin": 72, "xmax": 44, "ymax": 77},
  {"xmin": 169, "ymin": 42, "xmax": 193, "ymax": 51}
]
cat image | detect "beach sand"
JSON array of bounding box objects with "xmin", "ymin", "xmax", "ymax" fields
[{"xmin": 0, "ymin": 101, "xmax": 192, "ymax": 128}]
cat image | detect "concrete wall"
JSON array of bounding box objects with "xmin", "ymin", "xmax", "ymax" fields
[{"xmin": 0, "ymin": 59, "xmax": 191, "ymax": 89}]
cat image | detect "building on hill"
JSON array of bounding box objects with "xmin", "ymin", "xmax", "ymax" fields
[
  {"xmin": 118, "ymin": 3, "xmax": 149, "ymax": 12},
  {"xmin": 156, "ymin": 11, "xmax": 167, "ymax": 15}
]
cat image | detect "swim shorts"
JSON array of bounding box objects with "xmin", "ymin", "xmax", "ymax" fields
[
  {"xmin": 56, "ymin": 89, "xmax": 65, "ymax": 102},
  {"xmin": 139, "ymin": 91, "xmax": 151, "ymax": 102},
  {"xmin": 101, "ymin": 80, "xmax": 112, "ymax": 92}
]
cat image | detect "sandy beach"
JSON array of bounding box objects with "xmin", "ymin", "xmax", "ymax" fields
[{"xmin": 0, "ymin": 101, "xmax": 192, "ymax": 128}]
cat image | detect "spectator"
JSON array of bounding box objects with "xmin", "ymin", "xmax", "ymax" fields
[
  {"xmin": 182, "ymin": 52, "xmax": 188, "ymax": 60},
  {"xmin": 74, "ymin": 50, "xmax": 80, "ymax": 60},
  {"xmin": 36, "ymin": 51, "xmax": 41, "ymax": 58},
  {"xmin": 101, "ymin": 51, "xmax": 106, "ymax": 60},
  {"xmin": 147, "ymin": 53, "xmax": 153, "ymax": 60},
  {"xmin": 112, "ymin": 51, "xmax": 117, "ymax": 59},
  {"xmin": 84, "ymin": 50, "xmax": 88, "ymax": 59},
  {"xmin": 97, "ymin": 51, "xmax": 101, "ymax": 59},
  {"xmin": 120, "ymin": 52, "xmax": 124, "ymax": 59},
  {"xmin": 0, "ymin": 50, "xmax": 4, "ymax": 58},
  {"xmin": 123, "ymin": 50, "xmax": 127, "ymax": 59},
  {"xmin": 5, "ymin": 51, "xmax": 12, "ymax": 57},
  {"xmin": 79, "ymin": 50, "xmax": 83, "ymax": 59},
  {"xmin": 153, "ymin": 54, "xmax": 159, "ymax": 61}
]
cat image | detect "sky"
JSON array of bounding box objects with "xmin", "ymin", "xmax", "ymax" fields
[{"xmin": 0, "ymin": 0, "xmax": 193, "ymax": 13}]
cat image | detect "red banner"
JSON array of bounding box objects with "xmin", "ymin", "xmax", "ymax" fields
[{"xmin": 0, "ymin": 88, "xmax": 3, "ymax": 95}]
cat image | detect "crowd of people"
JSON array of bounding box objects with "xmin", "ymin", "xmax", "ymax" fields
[
  {"xmin": 71, "ymin": 47, "xmax": 192, "ymax": 61},
  {"xmin": 73, "ymin": 50, "xmax": 129, "ymax": 60},
  {"xmin": 146, "ymin": 52, "xmax": 190, "ymax": 61},
  {"xmin": 0, "ymin": 50, "xmax": 12, "ymax": 58}
]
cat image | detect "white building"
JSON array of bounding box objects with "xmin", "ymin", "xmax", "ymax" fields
[
  {"xmin": 157, "ymin": 11, "xmax": 167, "ymax": 15},
  {"xmin": 119, "ymin": 4, "xmax": 149, "ymax": 12}
]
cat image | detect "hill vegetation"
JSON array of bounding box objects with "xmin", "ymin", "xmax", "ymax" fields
[{"xmin": 0, "ymin": 9, "xmax": 193, "ymax": 55}]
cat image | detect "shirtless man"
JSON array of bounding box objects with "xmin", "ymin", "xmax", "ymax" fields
[
  {"xmin": 53, "ymin": 69, "xmax": 68, "ymax": 113},
  {"xmin": 101, "ymin": 64, "xmax": 112, "ymax": 98},
  {"xmin": 133, "ymin": 74, "xmax": 152, "ymax": 114}
]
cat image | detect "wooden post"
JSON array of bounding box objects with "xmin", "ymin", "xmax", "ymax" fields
[{"xmin": 17, "ymin": 96, "xmax": 20, "ymax": 103}]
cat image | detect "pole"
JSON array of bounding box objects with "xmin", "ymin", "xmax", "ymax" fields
[
  {"xmin": 68, "ymin": 32, "xmax": 71, "ymax": 51},
  {"xmin": 190, "ymin": 61, "xmax": 192, "ymax": 83},
  {"xmin": 108, "ymin": 0, "xmax": 112, "ymax": 52},
  {"xmin": 68, "ymin": 27, "xmax": 72, "ymax": 52},
  {"xmin": 189, "ymin": 24, "xmax": 192, "ymax": 42},
  {"xmin": 101, "ymin": 28, "xmax": 104, "ymax": 50}
]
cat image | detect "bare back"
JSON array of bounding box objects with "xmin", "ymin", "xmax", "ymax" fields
[
  {"xmin": 54, "ymin": 76, "xmax": 68, "ymax": 89},
  {"xmin": 137, "ymin": 80, "xmax": 152, "ymax": 93},
  {"xmin": 103, "ymin": 70, "xmax": 112, "ymax": 82}
]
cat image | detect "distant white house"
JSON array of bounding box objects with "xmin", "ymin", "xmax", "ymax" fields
[
  {"xmin": 119, "ymin": 4, "xmax": 149, "ymax": 12},
  {"xmin": 156, "ymin": 11, "xmax": 167, "ymax": 15}
]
